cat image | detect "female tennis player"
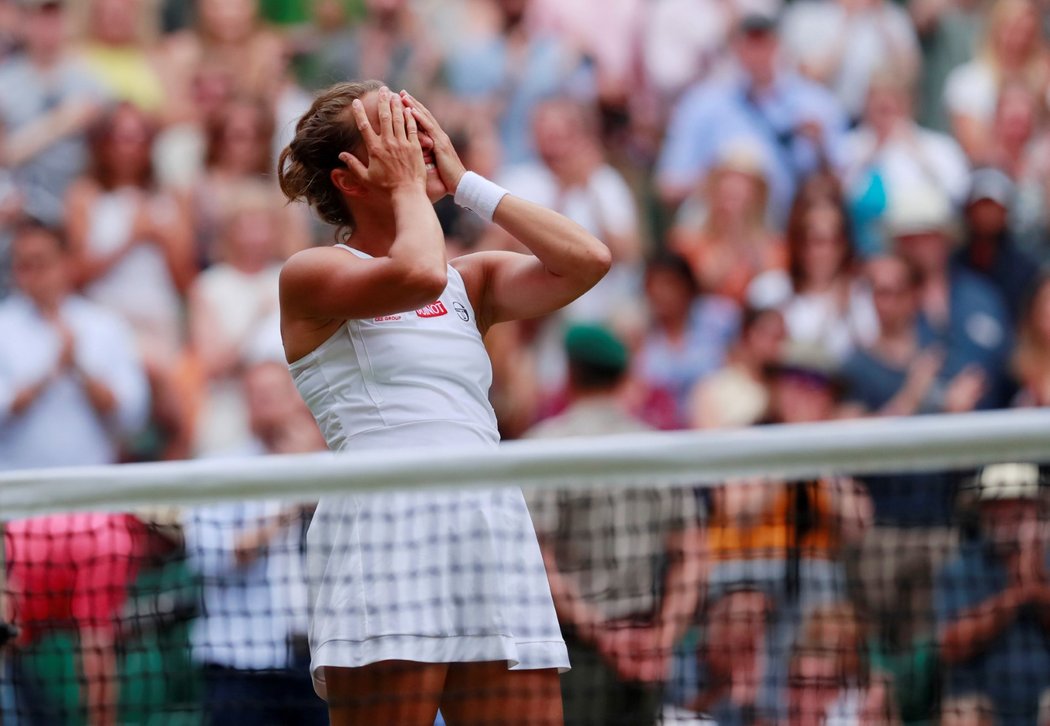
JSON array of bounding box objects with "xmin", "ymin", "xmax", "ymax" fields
[{"xmin": 277, "ymin": 81, "xmax": 610, "ymax": 724}]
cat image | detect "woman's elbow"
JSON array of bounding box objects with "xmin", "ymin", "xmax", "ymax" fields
[{"xmin": 404, "ymin": 265, "xmax": 448, "ymax": 303}]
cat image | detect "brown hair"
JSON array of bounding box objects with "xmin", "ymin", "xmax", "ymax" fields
[
  {"xmin": 277, "ymin": 80, "xmax": 383, "ymax": 236},
  {"xmin": 205, "ymin": 95, "xmax": 275, "ymax": 176},
  {"xmin": 785, "ymin": 181, "xmax": 853, "ymax": 291},
  {"xmin": 87, "ymin": 102, "xmax": 157, "ymax": 192}
]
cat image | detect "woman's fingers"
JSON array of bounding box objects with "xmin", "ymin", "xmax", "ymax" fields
[
  {"xmin": 404, "ymin": 101, "xmax": 419, "ymax": 139},
  {"xmin": 350, "ymin": 99, "xmax": 378, "ymax": 148},
  {"xmin": 339, "ymin": 151, "xmax": 368, "ymax": 182},
  {"xmin": 376, "ymin": 86, "xmax": 393, "ymax": 137},
  {"xmin": 400, "ymin": 91, "xmax": 440, "ymax": 134},
  {"xmin": 389, "ymin": 91, "xmax": 407, "ymax": 141}
]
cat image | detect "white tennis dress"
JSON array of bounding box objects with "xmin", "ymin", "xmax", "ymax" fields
[{"xmin": 289, "ymin": 244, "xmax": 569, "ymax": 697}]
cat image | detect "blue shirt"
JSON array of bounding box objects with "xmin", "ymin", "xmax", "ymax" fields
[
  {"xmin": 934, "ymin": 540, "xmax": 1050, "ymax": 726},
  {"xmin": 917, "ymin": 265, "xmax": 1014, "ymax": 409},
  {"xmin": 656, "ymin": 69, "xmax": 848, "ymax": 223}
]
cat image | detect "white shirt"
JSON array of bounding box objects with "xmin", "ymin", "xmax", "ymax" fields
[
  {"xmin": 185, "ymin": 444, "xmax": 312, "ymax": 671},
  {"xmin": 0, "ymin": 294, "xmax": 149, "ymax": 469},
  {"xmin": 836, "ymin": 123, "xmax": 971, "ymax": 205}
]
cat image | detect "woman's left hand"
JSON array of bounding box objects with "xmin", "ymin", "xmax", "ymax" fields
[{"xmin": 400, "ymin": 90, "xmax": 466, "ymax": 197}]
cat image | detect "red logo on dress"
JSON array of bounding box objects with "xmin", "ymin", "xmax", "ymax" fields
[{"xmin": 415, "ymin": 301, "xmax": 448, "ymax": 318}]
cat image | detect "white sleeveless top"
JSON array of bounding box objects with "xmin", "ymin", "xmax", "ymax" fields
[
  {"xmin": 290, "ymin": 245, "xmax": 499, "ymax": 451},
  {"xmin": 287, "ymin": 245, "xmax": 567, "ymax": 690},
  {"xmin": 82, "ymin": 189, "xmax": 183, "ymax": 357}
]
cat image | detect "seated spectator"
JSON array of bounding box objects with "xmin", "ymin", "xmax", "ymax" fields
[
  {"xmin": 188, "ymin": 189, "xmax": 282, "ymax": 457},
  {"xmin": 984, "ymin": 82, "xmax": 1038, "ymax": 182},
  {"xmin": 688, "ymin": 306, "xmax": 786, "ymax": 429},
  {"xmin": 689, "ymin": 588, "xmax": 775, "ymax": 724},
  {"xmin": 77, "ymin": 0, "xmax": 166, "ymax": 113},
  {"xmin": 935, "ymin": 462, "xmax": 1050, "ymax": 726},
  {"xmin": 886, "ymin": 183, "xmax": 1015, "ymax": 408},
  {"xmin": 194, "ymin": 96, "xmax": 310, "ymax": 267},
  {"xmin": 656, "ymin": 11, "xmax": 848, "ymax": 223},
  {"xmin": 641, "ymin": 0, "xmax": 734, "ymax": 103},
  {"xmin": 185, "ymin": 358, "xmax": 327, "ymax": 726},
  {"xmin": 526, "ymin": 323, "xmax": 704, "ymax": 726},
  {"xmin": 0, "ymin": 0, "xmax": 107, "ymax": 227},
  {"xmin": 0, "ymin": 221, "xmax": 148, "ymax": 468},
  {"xmin": 781, "ymin": 0, "xmax": 919, "ymax": 122},
  {"xmin": 750, "ymin": 187, "xmax": 876, "ymax": 362},
  {"xmin": 787, "ymin": 602, "xmax": 898, "ymax": 725},
  {"xmin": 943, "ymin": 0, "xmax": 1050, "ymax": 164},
  {"xmin": 636, "ymin": 253, "xmax": 739, "ymax": 428},
  {"xmin": 955, "ymin": 168, "xmax": 1041, "ymax": 325},
  {"xmin": 1013, "ymin": 274, "xmax": 1050, "ymax": 407},
  {"xmin": 834, "ymin": 72, "xmax": 970, "ymax": 257},
  {"xmin": 66, "ymin": 102, "xmax": 194, "ymax": 459},
  {"xmin": 443, "ymin": 0, "xmax": 589, "ymax": 165},
  {"xmin": 670, "ymin": 143, "xmax": 785, "ymax": 305}
]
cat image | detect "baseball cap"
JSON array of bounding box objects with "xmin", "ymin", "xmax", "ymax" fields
[
  {"xmin": 974, "ymin": 462, "xmax": 1042, "ymax": 501},
  {"xmin": 967, "ymin": 167, "xmax": 1015, "ymax": 208},
  {"xmin": 564, "ymin": 323, "xmax": 629, "ymax": 375}
]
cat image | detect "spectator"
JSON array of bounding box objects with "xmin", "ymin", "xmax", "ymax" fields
[
  {"xmin": 443, "ymin": 0, "xmax": 590, "ymax": 165},
  {"xmin": 943, "ymin": 0, "xmax": 1049, "ymax": 163},
  {"xmin": 636, "ymin": 253, "xmax": 739, "ymax": 428},
  {"xmin": 935, "ymin": 462, "xmax": 1050, "ymax": 726},
  {"xmin": 656, "ymin": 11, "xmax": 848, "ymax": 223},
  {"xmin": 185, "ymin": 358, "xmax": 326, "ymax": 726},
  {"xmin": 78, "ymin": 0, "xmax": 166, "ymax": 113},
  {"xmin": 886, "ymin": 183, "xmax": 1015, "ymax": 408},
  {"xmin": 781, "ymin": 0, "xmax": 920, "ymax": 121},
  {"xmin": 955, "ymin": 167, "xmax": 1041, "ymax": 324},
  {"xmin": 526, "ymin": 323, "xmax": 704, "ymax": 726},
  {"xmin": 66, "ymin": 102, "xmax": 194, "ymax": 459},
  {"xmin": 641, "ymin": 0, "xmax": 735, "ymax": 103},
  {"xmin": 188, "ymin": 189, "xmax": 283, "ymax": 457},
  {"xmin": 300, "ymin": 0, "xmax": 440, "ymax": 98},
  {"xmin": 750, "ymin": 187, "xmax": 877, "ymax": 362},
  {"xmin": 670, "ymin": 142, "xmax": 785, "ymax": 305},
  {"xmin": 1013, "ymin": 274, "xmax": 1050, "ymax": 406},
  {"xmin": 688, "ymin": 306, "xmax": 786, "ymax": 429},
  {"xmin": 835, "ymin": 72, "xmax": 970, "ymax": 257},
  {"xmin": 940, "ymin": 694, "xmax": 998, "ymax": 726},
  {"xmin": 983, "ymin": 81, "xmax": 1038, "ymax": 181},
  {"xmin": 0, "ymin": 221, "xmax": 148, "ymax": 468},
  {"xmin": 0, "ymin": 0, "xmax": 107, "ymax": 227},
  {"xmin": 688, "ymin": 588, "xmax": 775, "ymax": 724},
  {"xmin": 194, "ymin": 95, "xmax": 310, "ymax": 267},
  {"xmin": 786, "ymin": 602, "xmax": 898, "ymax": 725}
]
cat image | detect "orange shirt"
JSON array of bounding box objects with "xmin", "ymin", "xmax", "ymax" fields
[{"xmin": 708, "ymin": 481, "xmax": 840, "ymax": 561}]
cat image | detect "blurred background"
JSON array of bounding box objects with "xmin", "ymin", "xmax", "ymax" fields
[{"xmin": 2, "ymin": 0, "xmax": 1050, "ymax": 724}]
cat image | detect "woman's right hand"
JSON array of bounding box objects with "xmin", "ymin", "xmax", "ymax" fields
[{"xmin": 340, "ymin": 86, "xmax": 425, "ymax": 193}]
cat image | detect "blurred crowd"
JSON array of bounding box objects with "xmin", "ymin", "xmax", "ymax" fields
[{"xmin": 1, "ymin": 0, "xmax": 1050, "ymax": 724}]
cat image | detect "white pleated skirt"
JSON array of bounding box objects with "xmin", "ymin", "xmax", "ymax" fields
[{"xmin": 306, "ymin": 438, "xmax": 569, "ymax": 698}]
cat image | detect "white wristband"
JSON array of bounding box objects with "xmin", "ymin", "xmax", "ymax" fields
[{"xmin": 453, "ymin": 171, "xmax": 509, "ymax": 223}]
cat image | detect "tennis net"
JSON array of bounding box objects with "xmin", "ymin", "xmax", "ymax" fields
[{"xmin": 1, "ymin": 409, "xmax": 1049, "ymax": 725}]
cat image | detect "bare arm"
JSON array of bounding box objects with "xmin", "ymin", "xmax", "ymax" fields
[
  {"xmin": 654, "ymin": 524, "xmax": 706, "ymax": 651},
  {"xmin": 2, "ymin": 100, "xmax": 100, "ymax": 167}
]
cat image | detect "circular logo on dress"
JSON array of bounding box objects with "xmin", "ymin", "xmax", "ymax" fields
[{"xmin": 453, "ymin": 301, "xmax": 470, "ymax": 321}]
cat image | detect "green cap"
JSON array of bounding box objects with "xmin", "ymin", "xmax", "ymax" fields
[{"xmin": 564, "ymin": 323, "xmax": 629, "ymax": 374}]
